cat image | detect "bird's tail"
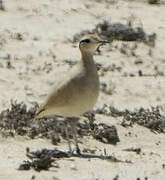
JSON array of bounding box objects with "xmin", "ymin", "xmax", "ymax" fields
[{"xmin": 35, "ymin": 104, "xmax": 45, "ymax": 119}]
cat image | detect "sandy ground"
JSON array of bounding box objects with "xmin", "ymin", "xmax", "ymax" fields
[{"xmin": 0, "ymin": 0, "xmax": 165, "ymax": 179}]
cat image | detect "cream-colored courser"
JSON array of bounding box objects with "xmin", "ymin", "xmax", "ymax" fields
[{"xmin": 35, "ymin": 34, "xmax": 109, "ymax": 154}]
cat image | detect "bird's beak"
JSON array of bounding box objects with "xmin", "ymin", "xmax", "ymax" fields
[
  {"xmin": 98, "ymin": 40, "xmax": 111, "ymax": 44},
  {"xmin": 96, "ymin": 39, "xmax": 112, "ymax": 53}
]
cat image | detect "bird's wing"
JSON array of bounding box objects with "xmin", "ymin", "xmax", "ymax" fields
[{"xmin": 35, "ymin": 62, "xmax": 85, "ymax": 118}]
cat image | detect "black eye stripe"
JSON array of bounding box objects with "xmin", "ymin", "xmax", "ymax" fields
[{"xmin": 80, "ymin": 39, "xmax": 91, "ymax": 43}]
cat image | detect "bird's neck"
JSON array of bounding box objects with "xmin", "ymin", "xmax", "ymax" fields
[{"xmin": 81, "ymin": 51, "xmax": 95, "ymax": 68}]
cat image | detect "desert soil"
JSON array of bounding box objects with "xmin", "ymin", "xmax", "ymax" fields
[{"xmin": 0, "ymin": 0, "xmax": 165, "ymax": 180}]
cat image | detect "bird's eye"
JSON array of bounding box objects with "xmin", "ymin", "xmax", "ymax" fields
[{"xmin": 80, "ymin": 38, "xmax": 91, "ymax": 43}]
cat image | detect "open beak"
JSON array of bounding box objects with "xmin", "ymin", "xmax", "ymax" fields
[{"xmin": 97, "ymin": 39, "xmax": 112, "ymax": 53}]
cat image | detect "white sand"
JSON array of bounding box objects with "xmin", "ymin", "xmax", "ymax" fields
[{"xmin": 0, "ymin": 0, "xmax": 165, "ymax": 179}]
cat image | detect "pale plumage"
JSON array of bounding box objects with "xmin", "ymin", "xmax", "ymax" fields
[{"xmin": 35, "ymin": 34, "xmax": 109, "ymax": 154}]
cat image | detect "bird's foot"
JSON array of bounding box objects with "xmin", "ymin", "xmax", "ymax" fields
[
  {"xmin": 67, "ymin": 149, "xmax": 74, "ymax": 156},
  {"xmin": 75, "ymin": 145, "xmax": 81, "ymax": 155}
]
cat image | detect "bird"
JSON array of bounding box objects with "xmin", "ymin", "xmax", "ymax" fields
[{"xmin": 35, "ymin": 34, "xmax": 110, "ymax": 154}]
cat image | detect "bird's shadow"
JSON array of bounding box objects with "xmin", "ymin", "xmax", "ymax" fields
[
  {"xmin": 18, "ymin": 148, "xmax": 131, "ymax": 171},
  {"xmin": 26, "ymin": 148, "xmax": 132, "ymax": 163},
  {"xmin": 71, "ymin": 152, "xmax": 129, "ymax": 163}
]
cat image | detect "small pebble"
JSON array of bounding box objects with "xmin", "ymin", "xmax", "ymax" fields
[{"xmin": 70, "ymin": 163, "xmax": 77, "ymax": 170}]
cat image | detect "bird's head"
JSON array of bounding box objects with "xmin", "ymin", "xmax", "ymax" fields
[{"xmin": 79, "ymin": 34, "xmax": 110, "ymax": 54}]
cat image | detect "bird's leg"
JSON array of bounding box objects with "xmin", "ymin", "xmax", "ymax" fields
[
  {"xmin": 64, "ymin": 120, "xmax": 72, "ymax": 155},
  {"xmin": 68, "ymin": 117, "xmax": 81, "ymax": 155}
]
